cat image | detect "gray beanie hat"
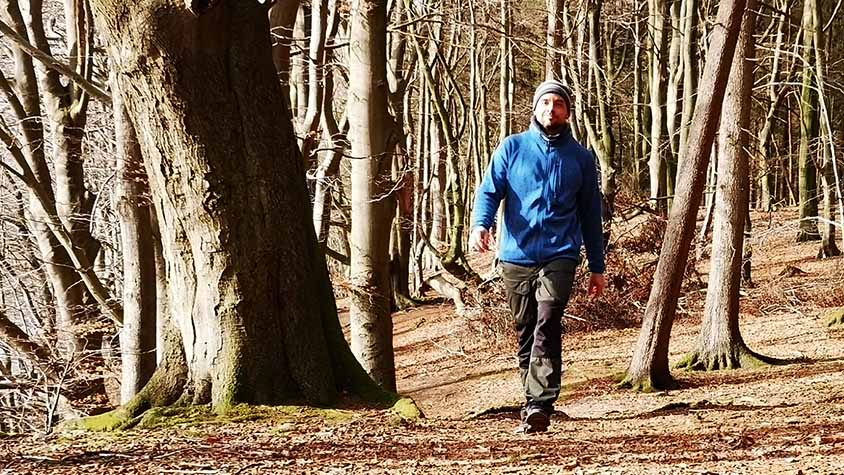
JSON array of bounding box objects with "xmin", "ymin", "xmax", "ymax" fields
[{"xmin": 532, "ymin": 80, "xmax": 573, "ymax": 112}]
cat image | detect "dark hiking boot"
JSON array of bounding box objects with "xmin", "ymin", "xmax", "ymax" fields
[{"xmin": 522, "ymin": 406, "xmax": 550, "ymax": 433}]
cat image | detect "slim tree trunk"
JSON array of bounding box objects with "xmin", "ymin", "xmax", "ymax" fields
[
  {"xmin": 112, "ymin": 84, "xmax": 157, "ymax": 404},
  {"xmin": 498, "ymin": 0, "xmax": 512, "ymax": 141},
  {"xmin": 677, "ymin": 0, "xmax": 698, "ymax": 160},
  {"xmin": 664, "ymin": 0, "xmax": 682, "ymax": 198},
  {"xmin": 797, "ymin": 0, "xmax": 820, "ymax": 241},
  {"xmin": 621, "ymin": 0, "xmax": 748, "ymax": 391},
  {"xmin": 298, "ymin": 0, "xmax": 327, "ymax": 164},
  {"xmin": 811, "ymin": 0, "xmax": 841, "ymax": 257},
  {"xmin": 546, "ymin": 0, "xmax": 562, "ymax": 79},
  {"xmin": 757, "ymin": 0, "xmax": 787, "ymax": 210},
  {"xmin": 632, "ymin": 0, "xmax": 647, "ymax": 191},
  {"xmin": 676, "ymin": 2, "xmax": 777, "ymax": 370},
  {"xmin": 348, "ymin": 0, "xmax": 397, "ymax": 391},
  {"xmin": 269, "ymin": 0, "xmax": 300, "ymax": 115},
  {"xmin": 647, "ymin": 0, "xmax": 668, "ymax": 208},
  {"xmin": 3, "ymin": 0, "xmax": 109, "ymax": 355}
]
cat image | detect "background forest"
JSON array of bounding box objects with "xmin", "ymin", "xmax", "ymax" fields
[{"xmin": 0, "ymin": 0, "xmax": 842, "ymax": 438}]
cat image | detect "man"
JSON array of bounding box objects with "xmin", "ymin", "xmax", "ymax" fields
[{"xmin": 469, "ymin": 80, "xmax": 606, "ymax": 434}]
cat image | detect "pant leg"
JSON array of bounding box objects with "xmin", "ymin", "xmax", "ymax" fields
[
  {"xmin": 525, "ymin": 259, "xmax": 576, "ymax": 409},
  {"xmin": 500, "ymin": 262, "xmax": 537, "ymax": 402}
]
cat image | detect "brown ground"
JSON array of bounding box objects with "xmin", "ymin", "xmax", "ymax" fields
[{"xmin": 2, "ymin": 208, "xmax": 844, "ymax": 474}]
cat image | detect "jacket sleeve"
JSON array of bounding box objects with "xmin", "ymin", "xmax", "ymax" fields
[
  {"xmin": 577, "ymin": 151, "xmax": 606, "ymax": 274},
  {"xmin": 471, "ymin": 142, "xmax": 509, "ymax": 230}
]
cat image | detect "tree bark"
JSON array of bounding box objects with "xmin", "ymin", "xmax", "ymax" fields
[
  {"xmin": 348, "ymin": 0, "xmax": 397, "ymax": 391},
  {"xmin": 112, "ymin": 83, "xmax": 157, "ymax": 404},
  {"xmin": 545, "ymin": 0, "xmax": 562, "ymax": 79},
  {"xmin": 796, "ymin": 0, "xmax": 820, "ymax": 242},
  {"xmin": 498, "ymin": 0, "xmax": 512, "ymax": 141},
  {"xmin": 621, "ymin": 0, "xmax": 748, "ymax": 391},
  {"xmin": 675, "ymin": 1, "xmax": 777, "ymax": 371},
  {"xmin": 647, "ymin": 0, "xmax": 668, "ymax": 209},
  {"xmin": 89, "ymin": 0, "xmax": 386, "ymax": 412}
]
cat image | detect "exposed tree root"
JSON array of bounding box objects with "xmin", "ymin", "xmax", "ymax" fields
[
  {"xmin": 617, "ymin": 371, "xmax": 679, "ymax": 392},
  {"xmin": 62, "ymin": 322, "xmax": 189, "ymax": 432},
  {"xmin": 675, "ymin": 345, "xmax": 793, "ymax": 371},
  {"xmin": 393, "ymin": 293, "xmax": 422, "ymax": 311},
  {"xmin": 817, "ymin": 242, "xmax": 842, "ymax": 259},
  {"xmin": 65, "ymin": 245, "xmax": 415, "ymax": 433},
  {"xmin": 826, "ymin": 308, "xmax": 844, "ymax": 327},
  {"xmin": 796, "ymin": 229, "xmax": 821, "ymax": 242}
]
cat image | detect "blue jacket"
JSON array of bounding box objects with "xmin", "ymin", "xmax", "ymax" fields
[{"xmin": 471, "ymin": 121, "xmax": 606, "ymax": 273}]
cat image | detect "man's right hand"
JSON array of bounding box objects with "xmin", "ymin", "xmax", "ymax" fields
[{"xmin": 469, "ymin": 227, "xmax": 495, "ymax": 253}]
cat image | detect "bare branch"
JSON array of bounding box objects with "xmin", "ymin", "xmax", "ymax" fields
[{"xmin": 0, "ymin": 18, "xmax": 111, "ymax": 104}]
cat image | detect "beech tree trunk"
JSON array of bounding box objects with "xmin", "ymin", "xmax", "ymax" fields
[
  {"xmin": 546, "ymin": 0, "xmax": 562, "ymax": 79},
  {"xmin": 647, "ymin": 0, "xmax": 668, "ymax": 208},
  {"xmin": 3, "ymin": 0, "xmax": 98, "ymax": 355},
  {"xmin": 621, "ymin": 0, "xmax": 748, "ymax": 391},
  {"xmin": 89, "ymin": 0, "xmax": 384, "ymax": 413},
  {"xmin": 112, "ymin": 85, "xmax": 157, "ymax": 404},
  {"xmin": 676, "ymin": 2, "xmax": 775, "ymax": 371},
  {"xmin": 796, "ymin": 0, "xmax": 820, "ymax": 242},
  {"xmin": 348, "ymin": 0, "xmax": 397, "ymax": 391},
  {"xmin": 499, "ymin": 0, "xmax": 512, "ymax": 141}
]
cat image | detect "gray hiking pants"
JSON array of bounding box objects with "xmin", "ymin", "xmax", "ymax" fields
[{"xmin": 501, "ymin": 258, "xmax": 576, "ymax": 410}]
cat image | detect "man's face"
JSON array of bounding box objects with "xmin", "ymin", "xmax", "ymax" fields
[{"xmin": 534, "ymin": 92, "xmax": 570, "ymax": 132}]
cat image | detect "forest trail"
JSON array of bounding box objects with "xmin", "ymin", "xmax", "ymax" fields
[{"xmin": 3, "ymin": 208, "xmax": 844, "ymax": 474}]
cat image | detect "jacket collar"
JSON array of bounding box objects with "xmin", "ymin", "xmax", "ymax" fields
[{"xmin": 530, "ymin": 116, "xmax": 572, "ymax": 145}]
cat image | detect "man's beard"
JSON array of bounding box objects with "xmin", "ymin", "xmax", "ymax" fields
[{"xmin": 542, "ymin": 119, "xmax": 564, "ymax": 134}]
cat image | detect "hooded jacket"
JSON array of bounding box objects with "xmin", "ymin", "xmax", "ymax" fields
[{"xmin": 471, "ymin": 120, "xmax": 605, "ymax": 273}]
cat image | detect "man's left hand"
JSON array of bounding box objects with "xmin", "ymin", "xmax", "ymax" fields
[{"xmin": 588, "ymin": 273, "xmax": 606, "ymax": 298}]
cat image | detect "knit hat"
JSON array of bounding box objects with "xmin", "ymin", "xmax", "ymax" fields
[{"xmin": 532, "ymin": 80, "xmax": 573, "ymax": 112}]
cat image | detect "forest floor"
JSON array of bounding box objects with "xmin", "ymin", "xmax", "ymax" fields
[{"xmin": 3, "ymin": 207, "xmax": 844, "ymax": 474}]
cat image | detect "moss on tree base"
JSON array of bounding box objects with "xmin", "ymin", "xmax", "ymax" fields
[
  {"xmin": 674, "ymin": 346, "xmax": 790, "ymax": 371},
  {"xmin": 391, "ymin": 397, "xmax": 424, "ymax": 421},
  {"xmin": 617, "ymin": 372, "xmax": 679, "ymax": 392},
  {"xmin": 63, "ymin": 401, "xmax": 401, "ymax": 433},
  {"xmin": 827, "ymin": 308, "xmax": 844, "ymax": 327}
]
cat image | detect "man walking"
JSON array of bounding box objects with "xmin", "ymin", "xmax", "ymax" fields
[{"xmin": 469, "ymin": 80, "xmax": 606, "ymax": 433}]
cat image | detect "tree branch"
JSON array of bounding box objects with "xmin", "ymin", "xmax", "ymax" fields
[{"xmin": 0, "ymin": 18, "xmax": 111, "ymax": 104}]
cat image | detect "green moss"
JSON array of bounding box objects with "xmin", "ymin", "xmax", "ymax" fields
[
  {"xmin": 65, "ymin": 403, "xmax": 362, "ymax": 435},
  {"xmin": 826, "ymin": 308, "xmax": 844, "ymax": 327},
  {"xmin": 62, "ymin": 408, "xmax": 133, "ymax": 432},
  {"xmin": 391, "ymin": 397, "xmax": 424, "ymax": 422},
  {"xmin": 135, "ymin": 405, "xmax": 213, "ymax": 430}
]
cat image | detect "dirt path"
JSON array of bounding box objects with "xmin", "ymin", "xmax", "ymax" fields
[{"xmin": 3, "ymin": 210, "xmax": 844, "ymax": 474}]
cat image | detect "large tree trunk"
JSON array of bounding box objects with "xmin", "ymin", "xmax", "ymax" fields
[
  {"xmin": 675, "ymin": 1, "xmax": 777, "ymax": 371},
  {"xmin": 348, "ymin": 0, "xmax": 397, "ymax": 391},
  {"xmin": 621, "ymin": 0, "xmax": 748, "ymax": 391},
  {"xmin": 88, "ymin": 0, "xmax": 385, "ymax": 414}
]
